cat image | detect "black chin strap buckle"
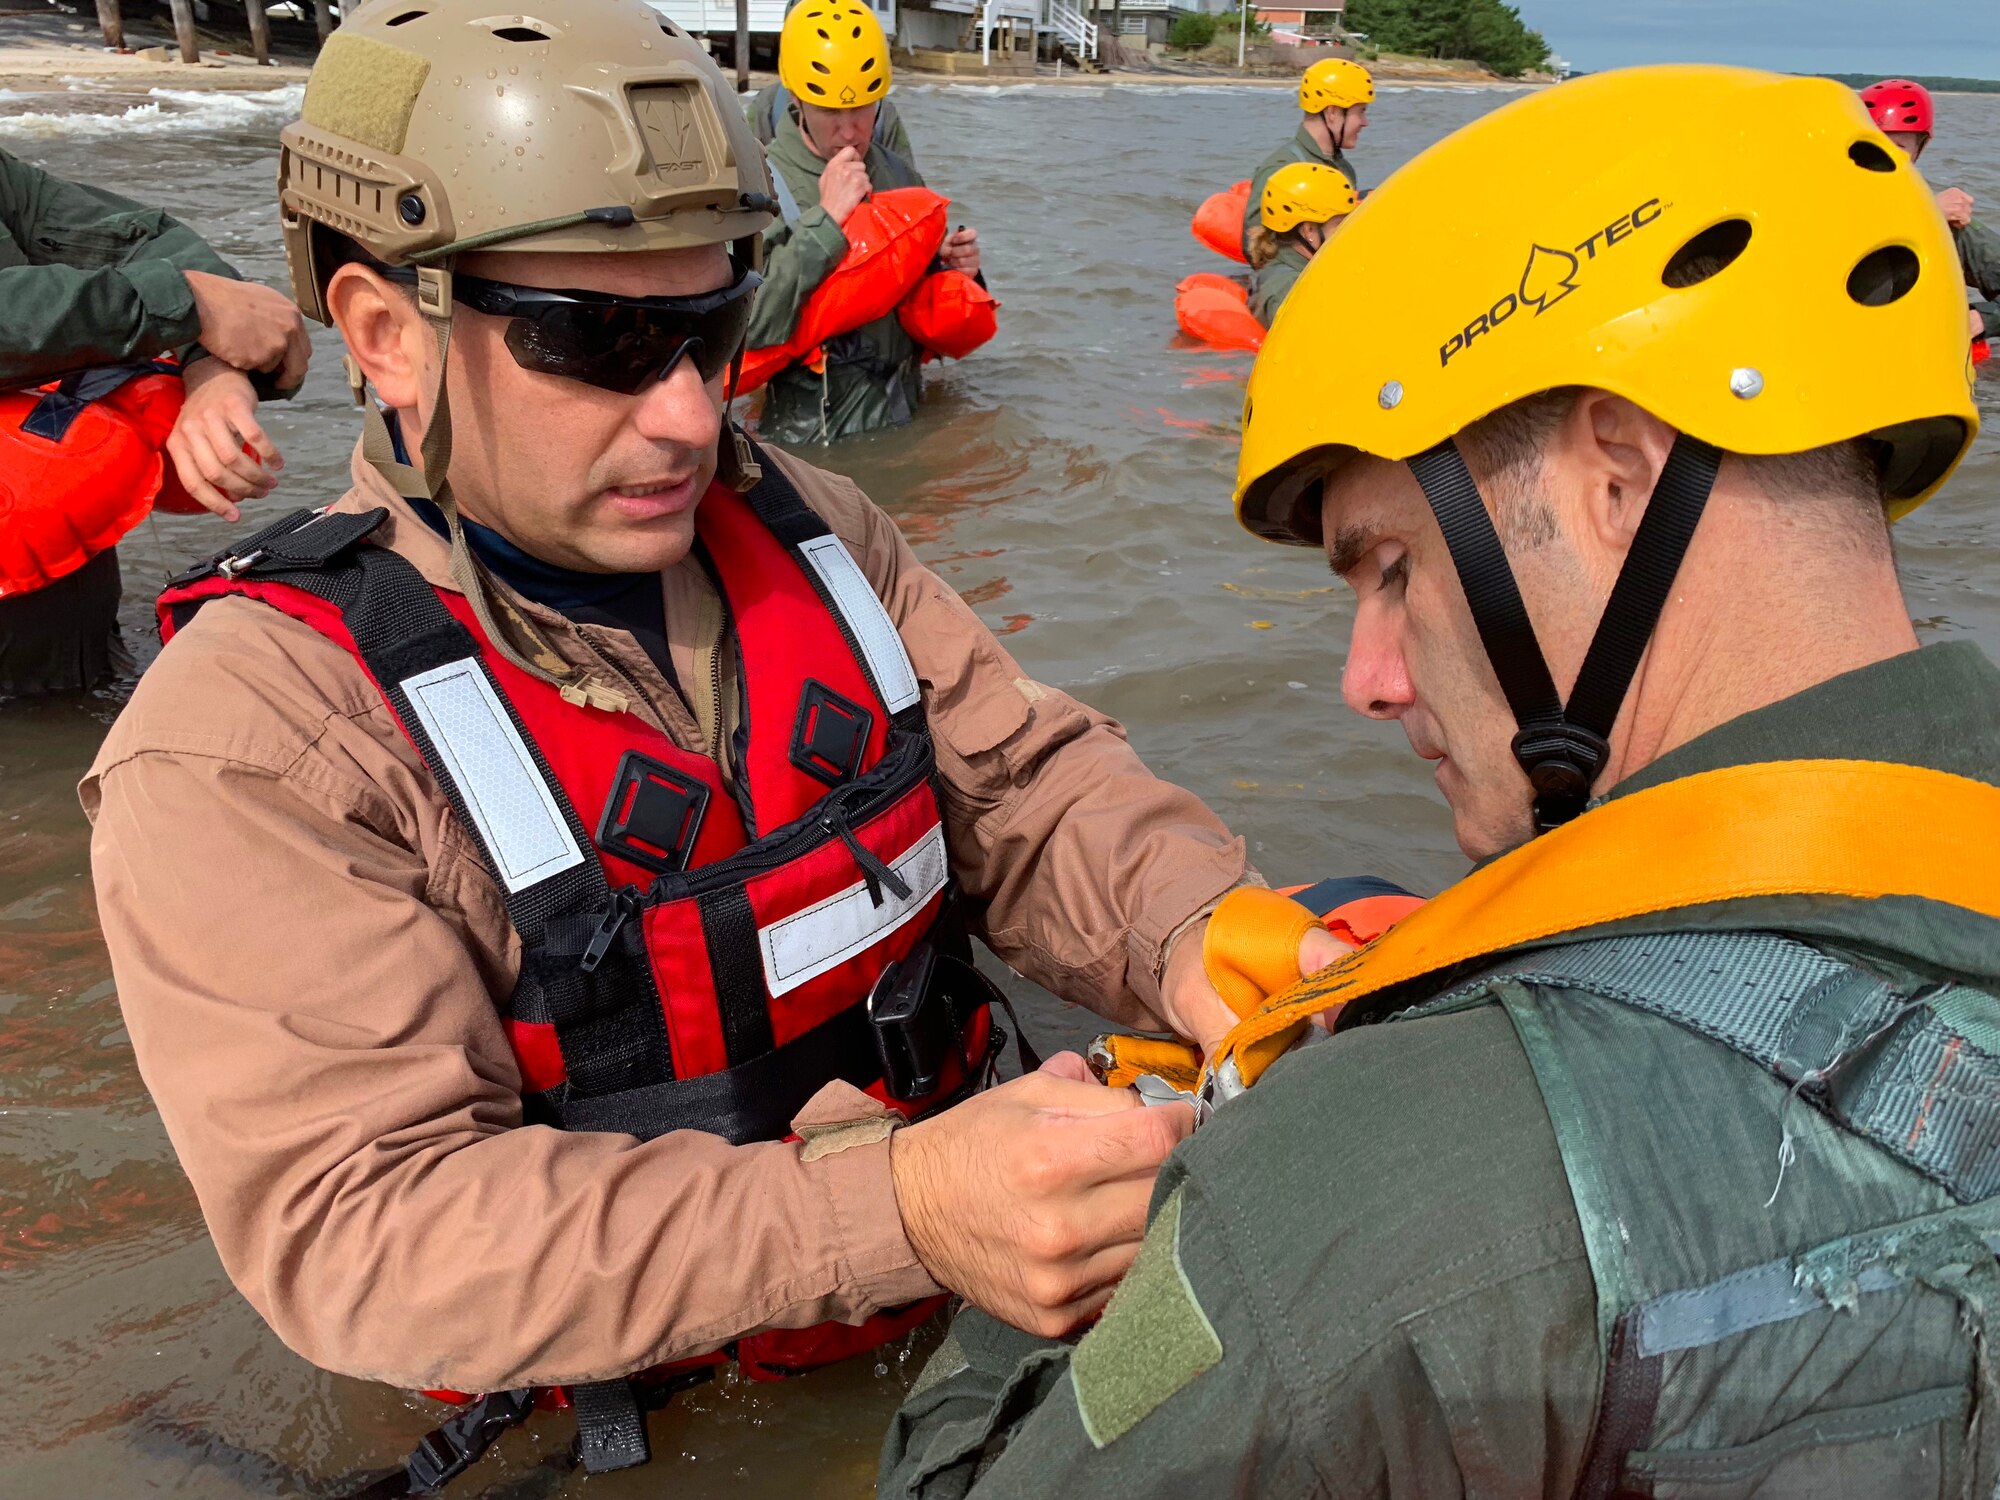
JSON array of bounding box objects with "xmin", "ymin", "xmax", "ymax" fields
[{"xmin": 1512, "ymin": 719, "xmax": 1610, "ymax": 831}]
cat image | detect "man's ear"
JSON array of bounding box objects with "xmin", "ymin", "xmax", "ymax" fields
[
  {"xmin": 325, "ymin": 263, "xmax": 429, "ymax": 413},
  {"xmin": 1561, "ymin": 391, "xmax": 1680, "ymax": 553}
]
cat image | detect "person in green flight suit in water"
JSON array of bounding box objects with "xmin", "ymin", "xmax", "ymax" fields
[
  {"xmin": 747, "ymin": 0, "xmax": 982, "ymax": 445},
  {"xmin": 881, "ymin": 65, "xmax": 2000, "ymax": 1500},
  {"xmin": 1246, "ymin": 161, "xmax": 1355, "ymax": 328},
  {"xmin": 1240, "ymin": 56, "xmax": 1369, "ymax": 262}
]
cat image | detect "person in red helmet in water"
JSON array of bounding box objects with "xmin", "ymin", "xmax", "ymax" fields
[{"xmin": 1862, "ymin": 78, "xmax": 1999, "ymax": 348}]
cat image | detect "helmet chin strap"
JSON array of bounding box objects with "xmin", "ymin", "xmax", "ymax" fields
[{"xmin": 1406, "ymin": 432, "xmax": 1722, "ymax": 832}]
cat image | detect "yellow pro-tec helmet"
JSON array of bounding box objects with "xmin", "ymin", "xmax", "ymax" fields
[
  {"xmin": 1238, "ymin": 64, "xmax": 1978, "ymax": 546},
  {"xmin": 1298, "ymin": 57, "xmax": 1373, "ymax": 115},
  {"xmin": 1262, "ymin": 162, "xmax": 1358, "ymax": 234},
  {"xmin": 780, "ymin": 0, "xmax": 892, "ymax": 109}
]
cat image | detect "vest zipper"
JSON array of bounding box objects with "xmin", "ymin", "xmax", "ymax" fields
[
  {"xmin": 821, "ymin": 784, "xmax": 915, "ymax": 907},
  {"xmin": 580, "ymin": 885, "xmax": 643, "ymax": 973},
  {"xmin": 651, "ymin": 729, "xmax": 933, "ymax": 902}
]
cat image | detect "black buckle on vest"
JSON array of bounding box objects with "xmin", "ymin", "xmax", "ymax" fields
[
  {"xmin": 790, "ymin": 680, "xmax": 873, "ymax": 787},
  {"xmin": 596, "ymin": 751, "xmax": 710, "ymax": 876}
]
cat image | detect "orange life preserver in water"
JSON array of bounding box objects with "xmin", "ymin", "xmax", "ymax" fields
[
  {"xmin": 1976, "ymin": 337, "xmax": 1992, "ymax": 368},
  {"xmin": 898, "ymin": 268, "xmax": 998, "ymax": 361},
  {"xmin": 1175, "ymin": 272, "xmax": 1265, "ymax": 354},
  {"xmin": 0, "ymin": 361, "xmax": 188, "ymax": 599},
  {"xmin": 735, "ymin": 186, "xmax": 950, "ymax": 396},
  {"xmin": 1191, "ymin": 181, "xmax": 1252, "ymax": 264}
]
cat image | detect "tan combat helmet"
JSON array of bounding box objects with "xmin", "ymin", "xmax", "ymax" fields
[
  {"xmin": 279, "ymin": 0, "xmax": 776, "ymax": 322},
  {"xmin": 278, "ymin": 0, "xmax": 778, "ymax": 706}
]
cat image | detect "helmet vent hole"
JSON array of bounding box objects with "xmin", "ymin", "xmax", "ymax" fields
[
  {"xmin": 491, "ymin": 25, "xmax": 548, "ymax": 42},
  {"xmin": 860, "ymin": 56, "xmax": 875, "ymax": 71},
  {"xmin": 1661, "ymin": 219, "xmax": 1751, "ymax": 289},
  {"xmin": 386, "ymin": 9, "xmax": 427, "ymax": 23},
  {"xmin": 811, "ymin": 59, "xmax": 831, "ymax": 73},
  {"xmin": 1847, "ymin": 245, "xmax": 1920, "ymax": 307},
  {"xmin": 1848, "ymin": 140, "xmax": 1897, "ymax": 173},
  {"xmin": 659, "ymin": 19, "xmax": 682, "ymax": 36}
]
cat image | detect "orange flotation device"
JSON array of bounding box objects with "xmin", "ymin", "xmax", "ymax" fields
[
  {"xmin": 1191, "ymin": 180, "xmax": 1252, "ymax": 265},
  {"xmin": 0, "ymin": 360, "xmax": 189, "ymax": 599},
  {"xmin": 1976, "ymin": 337, "xmax": 1992, "ymax": 368},
  {"xmin": 1088, "ymin": 877, "xmax": 1425, "ymax": 1092},
  {"xmin": 1175, "ymin": 272, "xmax": 1265, "ymax": 354},
  {"xmin": 735, "ymin": 186, "xmax": 950, "ymax": 397},
  {"xmin": 898, "ymin": 268, "xmax": 999, "ymax": 361}
]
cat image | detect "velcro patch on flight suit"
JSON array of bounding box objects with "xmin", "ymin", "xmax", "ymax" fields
[{"xmin": 1071, "ymin": 1187, "xmax": 1221, "ymax": 1448}]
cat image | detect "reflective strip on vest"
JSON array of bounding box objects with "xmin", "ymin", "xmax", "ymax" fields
[
  {"xmin": 798, "ymin": 533, "xmax": 922, "ymax": 714},
  {"xmin": 761, "ymin": 824, "xmax": 949, "ymax": 996},
  {"xmin": 399, "ymin": 656, "xmax": 585, "ymax": 893}
]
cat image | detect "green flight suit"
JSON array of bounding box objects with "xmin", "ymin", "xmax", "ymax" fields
[
  {"xmin": 749, "ymin": 106, "xmax": 929, "ymax": 446},
  {"xmin": 880, "ymin": 641, "xmax": 2000, "ymax": 1499},
  {"xmin": 1241, "ymin": 125, "xmax": 1355, "ymax": 261},
  {"xmin": 0, "ymin": 145, "xmax": 242, "ymax": 390},
  {"xmin": 1954, "ymin": 218, "xmax": 2000, "ymax": 339},
  {"xmin": 1248, "ymin": 243, "xmax": 1309, "ymax": 329}
]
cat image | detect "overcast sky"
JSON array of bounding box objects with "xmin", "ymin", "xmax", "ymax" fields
[{"xmin": 1517, "ymin": 0, "xmax": 1999, "ymax": 81}]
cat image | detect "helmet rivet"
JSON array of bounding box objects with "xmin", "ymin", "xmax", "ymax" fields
[
  {"xmin": 1728, "ymin": 366, "xmax": 1764, "ymax": 399},
  {"xmin": 1378, "ymin": 380, "xmax": 1404, "ymax": 410},
  {"xmin": 398, "ymin": 194, "xmax": 428, "ymax": 226}
]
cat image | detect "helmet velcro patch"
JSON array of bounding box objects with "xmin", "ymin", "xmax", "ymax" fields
[{"xmin": 302, "ymin": 33, "xmax": 432, "ymax": 155}]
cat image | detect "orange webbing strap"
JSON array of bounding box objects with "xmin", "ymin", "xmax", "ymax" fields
[{"xmin": 1213, "ymin": 759, "xmax": 2000, "ymax": 1090}]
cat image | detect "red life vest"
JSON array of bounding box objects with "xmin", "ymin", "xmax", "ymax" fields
[
  {"xmin": 156, "ymin": 455, "xmax": 996, "ymax": 1465},
  {"xmin": 0, "ymin": 359, "xmax": 192, "ymax": 599}
]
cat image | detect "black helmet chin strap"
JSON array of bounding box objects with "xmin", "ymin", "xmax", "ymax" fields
[{"xmin": 1406, "ymin": 432, "xmax": 1723, "ymax": 832}]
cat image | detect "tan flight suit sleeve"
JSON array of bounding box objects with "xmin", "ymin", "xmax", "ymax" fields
[
  {"xmin": 82, "ymin": 599, "xmax": 939, "ymax": 1393},
  {"xmin": 774, "ymin": 451, "xmax": 1252, "ymax": 1030}
]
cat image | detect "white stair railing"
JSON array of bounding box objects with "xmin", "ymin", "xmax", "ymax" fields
[{"xmin": 1040, "ymin": 0, "xmax": 1096, "ymax": 59}]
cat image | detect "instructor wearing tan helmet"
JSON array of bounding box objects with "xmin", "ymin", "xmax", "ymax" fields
[
  {"xmin": 882, "ymin": 66, "xmax": 2000, "ymax": 1498},
  {"xmin": 81, "ymin": 0, "xmax": 1322, "ymax": 1487},
  {"xmin": 749, "ymin": 0, "xmax": 983, "ymax": 443}
]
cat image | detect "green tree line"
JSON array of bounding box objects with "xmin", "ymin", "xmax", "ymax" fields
[{"xmin": 1345, "ymin": 0, "xmax": 1551, "ymax": 77}]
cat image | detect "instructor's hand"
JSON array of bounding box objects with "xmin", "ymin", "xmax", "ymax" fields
[
  {"xmin": 184, "ymin": 270, "xmax": 311, "ymax": 389},
  {"xmin": 817, "ymin": 146, "xmax": 872, "ymax": 226},
  {"xmin": 891, "ymin": 1052, "xmax": 1192, "ymax": 1337},
  {"xmin": 1159, "ymin": 913, "xmax": 1352, "ymax": 1058}
]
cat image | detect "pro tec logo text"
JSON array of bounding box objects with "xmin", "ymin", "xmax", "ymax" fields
[{"xmin": 1439, "ymin": 198, "xmax": 1664, "ymax": 368}]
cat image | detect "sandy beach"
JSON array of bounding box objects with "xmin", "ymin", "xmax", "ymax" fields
[{"xmin": 0, "ymin": 4, "xmax": 1534, "ymax": 95}]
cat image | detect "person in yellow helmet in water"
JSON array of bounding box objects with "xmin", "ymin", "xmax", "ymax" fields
[
  {"xmin": 748, "ymin": 0, "xmax": 983, "ymax": 444},
  {"xmin": 882, "ymin": 65, "xmax": 2000, "ymax": 1498},
  {"xmin": 1240, "ymin": 55, "xmax": 1370, "ymax": 261},
  {"xmin": 1246, "ymin": 161, "xmax": 1356, "ymax": 328}
]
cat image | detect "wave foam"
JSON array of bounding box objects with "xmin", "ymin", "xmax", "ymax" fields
[{"xmin": 0, "ymin": 83, "xmax": 303, "ymax": 139}]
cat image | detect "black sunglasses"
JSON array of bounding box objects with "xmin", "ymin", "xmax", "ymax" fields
[{"xmin": 386, "ymin": 266, "xmax": 762, "ymax": 394}]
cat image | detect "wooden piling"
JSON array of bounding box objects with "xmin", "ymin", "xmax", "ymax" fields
[
  {"xmin": 245, "ymin": 0, "xmax": 271, "ymax": 65},
  {"xmin": 314, "ymin": 0, "xmax": 336, "ymax": 43},
  {"xmin": 94, "ymin": 0, "xmax": 124, "ymax": 51},
  {"xmin": 735, "ymin": 0, "xmax": 749, "ymax": 92},
  {"xmin": 168, "ymin": 0, "xmax": 198, "ymax": 63}
]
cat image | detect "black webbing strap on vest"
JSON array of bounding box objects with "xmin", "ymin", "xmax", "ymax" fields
[{"xmin": 1406, "ymin": 433, "xmax": 1721, "ymax": 831}]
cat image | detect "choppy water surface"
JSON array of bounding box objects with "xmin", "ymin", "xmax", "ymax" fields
[{"xmin": 3, "ymin": 76, "xmax": 1998, "ymax": 1498}]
